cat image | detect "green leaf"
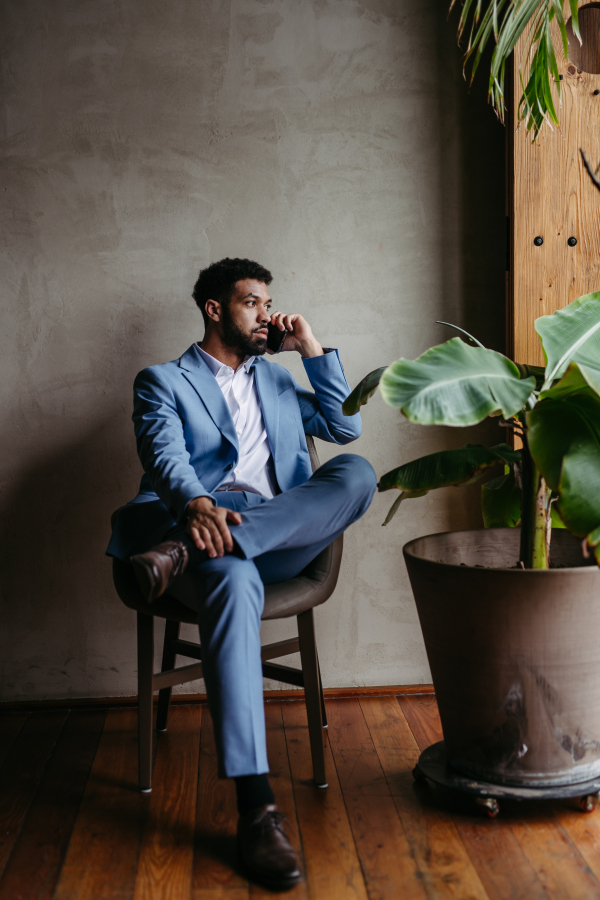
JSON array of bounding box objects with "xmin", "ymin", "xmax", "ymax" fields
[
  {"xmin": 550, "ymin": 503, "xmax": 566, "ymax": 529},
  {"xmin": 381, "ymin": 490, "xmax": 428, "ymax": 526},
  {"xmin": 481, "ymin": 466, "xmax": 521, "ymax": 528},
  {"xmin": 379, "ymin": 338, "xmax": 535, "ymax": 426},
  {"xmin": 378, "ymin": 443, "xmax": 520, "ymax": 495},
  {"xmin": 451, "ymin": 0, "xmax": 572, "ymax": 139},
  {"xmin": 343, "ymin": 367, "xmax": 387, "ymax": 416},
  {"xmin": 527, "ymin": 393, "xmax": 600, "ymax": 539},
  {"xmin": 514, "ymin": 362, "xmax": 546, "ymax": 391},
  {"xmin": 536, "ymin": 292, "xmax": 600, "ymax": 393},
  {"xmin": 540, "ymin": 362, "xmax": 598, "ymax": 401}
]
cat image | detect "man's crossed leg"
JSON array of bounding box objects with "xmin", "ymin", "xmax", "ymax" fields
[{"xmin": 131, "ymin": 453, "xmax": 376, "ymax": 888}]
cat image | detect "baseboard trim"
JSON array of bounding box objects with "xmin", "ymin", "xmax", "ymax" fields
[{"xmin": 0, "ymin": 683, "xmax": 434, "ymax": 712}]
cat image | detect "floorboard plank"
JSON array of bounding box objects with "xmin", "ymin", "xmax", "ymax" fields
[
  {"xmin": 0, "ymin": 710, "xmax": 105, "ymax": 900},
  {"xmin": 133, "ymin": 704, "xmax": 201, "ymax": 900},
  {"xmin": 53, "ymin": 708, "xmax": 150, "ymax": 900},
  {"xmin": 250, "ymin": 701, "xmax": 308, "ymax": 900},
  {"xmin": 0, "ymin": 711, "xmax": 67, "ymax": 879},
  {"xmin": 510, "ymin": 808, "xmax": 600, "ymax": 900},
  {"xmin": 193, "ymin": 708, "xmax": 248, "ymax": 894},
  {"xmin": 397, "ymin": 695, "xmax": 443, "ymax": 749},
  {"xmin": 553, "ymin": 803, "xmax": 600, "ymax": 884},
  {"xmin": 361, "ymin": 696, "xmax": 489, "ymax": 900},
  {"xmin": 399, "ymin": 695, "xmax": 548, "ymax": 900},
  {"xmin": 326, "ymin": 698, "xmax": 429, "ymax": 900},
  {"xmin": 282, "ymin": 699, "xmax": 368, "ymax": 900},
  {"xmin": 0, "ymin": 714, "xmax": 29, "ymax": 769}
]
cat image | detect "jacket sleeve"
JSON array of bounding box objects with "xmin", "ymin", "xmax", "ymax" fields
[
  {"xmin": 294, "ymin": 349, "xmax": 362, "ymax": 444},
  {"xmin": 133, "ymin": 366, "xmax": 215, "ymax": 522}
]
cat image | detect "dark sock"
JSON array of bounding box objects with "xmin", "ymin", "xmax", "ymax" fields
[{"xmin": 235, "ymin": 774, "xmax": 275, "ymax": 816}]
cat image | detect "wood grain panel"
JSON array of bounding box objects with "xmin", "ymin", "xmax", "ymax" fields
[
  {"xmin": 510, "ymin": 2, "xmax": 600, "ymax": 366},
  {"xmin": 133, "ymin": 705, "xmax": 201, "ymax": 900},
  {"xmin": 53, "ymin": 708, "xmax": 150, "ymax": 900},
  {"xmin": 0, "ymin": 710, "xmax": 105, "ymax": 900},
  {"xmin": 0, "ymin": 711, "xmax": 67, "ymax": 879},
  {"xmin": 326, "ymin": 699, "xmax": 428, "ymax": 900},
  {"xmin": 281, "ymin": 700, "xmax": 368, "ymax": 900},
  {"xmin": 361, "ymin": 696, "xmax": 489, "ymax": 900}
]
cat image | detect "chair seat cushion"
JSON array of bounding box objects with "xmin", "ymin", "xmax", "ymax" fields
[{"xmin": 112, "ymin": 535, "xmax": 343, "ymax": 623}]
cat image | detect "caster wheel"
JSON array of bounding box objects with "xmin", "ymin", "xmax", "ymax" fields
[
  {"xmin": 413, "ymin": 764, "xmax": 428, "ymax": 785},
  {"xmin": 475, "ymin": 797, "xmax": 499, "ymax": 818},
  {"xmin": 580, "ymin": 793, "xmax": 599, "ymax": 813}
]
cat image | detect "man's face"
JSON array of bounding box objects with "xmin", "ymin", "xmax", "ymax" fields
[{"xmin": 219, "ymin": 278, "xmax": 272, "ymax": 357}]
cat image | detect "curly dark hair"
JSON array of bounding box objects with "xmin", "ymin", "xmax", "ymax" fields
[{"xmin": 192, "ymin": 257, "xmax": 273, "ymax": 327}]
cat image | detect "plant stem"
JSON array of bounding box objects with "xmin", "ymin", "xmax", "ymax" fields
[{"xmin": 520, "ymin": 435, "xmax": 551, "ymax": 569}]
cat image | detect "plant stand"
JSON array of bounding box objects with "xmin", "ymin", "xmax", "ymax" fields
[{"xmin": 413, "ymin": 741, "xmax": 600, "ymax": 817}]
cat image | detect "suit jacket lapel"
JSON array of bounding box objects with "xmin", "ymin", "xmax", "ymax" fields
[
  {"xmin": 253, "ymin": 359, "xmax": 279, "ymax": 460},
  {"xmin": 178, "ymin": 345, "xmax": 239, "ymax": 451}
]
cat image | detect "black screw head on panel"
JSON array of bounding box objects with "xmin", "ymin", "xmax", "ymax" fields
[
  {"xmin": 534, "ymin": 236, "xmax": 544, "ymax": 246},
  {"xmin": 594, "ymin": 89, "xmax": 600, "ymax": 95},
  {"xmin": 568, "ymin": 236, "xmax": 578, "ymax": 247}
]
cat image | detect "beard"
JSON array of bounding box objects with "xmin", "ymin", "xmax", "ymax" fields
[{"xmin": 221, "ymin": 304, "xmax": 267, "ymax": 357}]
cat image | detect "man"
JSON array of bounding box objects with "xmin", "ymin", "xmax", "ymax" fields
[{"xmin": 107, "ymin": 257, "xmax": 376, "ymax": 890}]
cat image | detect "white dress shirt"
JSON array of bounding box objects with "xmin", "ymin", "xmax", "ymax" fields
[{"xmin": 195, "ymin": 344, "xmax": 277, "ymax": 498}]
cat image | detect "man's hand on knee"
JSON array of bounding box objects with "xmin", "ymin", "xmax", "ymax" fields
[{"xmin": 186, "ymin": 497, "xmax": 242, "ymax": 557}]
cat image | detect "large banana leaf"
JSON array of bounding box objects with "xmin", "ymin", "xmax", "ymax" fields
[
  {"xmin": 342, "ymin": 367, "xmax": 386, "ymax": 416},
  {"xmin": 536, "ymin": 293, "xmax": 600, "ymax": 393},
  {"xmin": 379, "ymin": 443, "xmax": 520, "ymax": 524},
  {"xmin": 527, "ymin": 393, "xmax": 600, "ymax": 541},
  {"xmin": 481, "ymin": 467, "xmax": 521, "ymax": 528},
  {"xmin": 379, "ymin": 338, "xmax": 535, "ymax": 426}
]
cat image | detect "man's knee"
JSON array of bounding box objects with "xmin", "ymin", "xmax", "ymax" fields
[{"xmin": 330, "ymin": 453, "xmax": 377, "ymax": 498}]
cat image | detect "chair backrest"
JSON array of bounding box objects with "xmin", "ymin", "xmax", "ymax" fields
[{"xmin": 305, "ymin": 433, "xmax": 320, "ymax": 473}]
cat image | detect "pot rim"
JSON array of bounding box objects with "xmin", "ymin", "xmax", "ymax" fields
[{"xmin": 402, "ymin": 527, "xmax": 597, "ymax": 575}]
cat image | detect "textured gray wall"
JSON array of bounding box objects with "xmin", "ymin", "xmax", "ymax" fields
[{"xmin": 0, "ymin": 0, "xmax": 504, "ymax": 701}]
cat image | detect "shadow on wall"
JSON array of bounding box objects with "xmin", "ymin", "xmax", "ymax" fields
[{"xmin": 0, "ymin": 312, "xmax": 159, "ymax": 701}]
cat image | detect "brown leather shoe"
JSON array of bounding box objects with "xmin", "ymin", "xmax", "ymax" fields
[
  {"xmin": 130, "ymin": 541, "xmax": 189, "ymax": 602},
  {"xmin": 237, "ymin": 804, "xmax": 301, "ymax": 890}
]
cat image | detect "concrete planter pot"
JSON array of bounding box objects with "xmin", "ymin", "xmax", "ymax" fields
[{"xmin": 404, "ymin": 528, "xmax": 600, "ymax": 787}]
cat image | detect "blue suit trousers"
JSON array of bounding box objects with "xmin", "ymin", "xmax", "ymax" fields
[{"xmin": 167, "ymin": 453, "xmax": 376, "ymax": 778}]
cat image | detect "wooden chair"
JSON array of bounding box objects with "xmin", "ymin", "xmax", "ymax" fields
[{"xmin": 111, "ymin": 436, "xmax": 342, "ymax": 792}]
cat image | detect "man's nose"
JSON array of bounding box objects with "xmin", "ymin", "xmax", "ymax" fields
[{"xmin": 258, "ymin": 308, "xmax": 270, "ymax": 323}]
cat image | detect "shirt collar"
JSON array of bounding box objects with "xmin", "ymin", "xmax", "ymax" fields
[{"xmin": 195, "ymin": 343, "xmax": 256, "ymax": 376}]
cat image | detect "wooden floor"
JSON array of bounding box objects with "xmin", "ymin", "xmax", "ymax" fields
[{"xmin": 3, "ymin": 696, "xmax": 600, "ymax": 899}]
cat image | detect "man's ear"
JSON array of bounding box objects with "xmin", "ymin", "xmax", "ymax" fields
[{"xmin": 205, "ymin": 299, "xmax": 221, "ymax": 322}]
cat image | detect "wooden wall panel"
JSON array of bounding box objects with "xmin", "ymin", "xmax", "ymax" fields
[{"xmin": 509, "ymin": 2, "xmax": 600, "ymax": 366}]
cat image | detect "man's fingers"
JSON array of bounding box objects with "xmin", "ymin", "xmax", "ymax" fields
[
  {"xmin": 226, "ymin": 509, "xmax": 243, "ymax": 524},
  {"xmin": 207, "ymin": 520, "xmax": 225, "ymax": 557},
  {"xmin": 188, "ymin": 524, "xmax": 206, "ymax": 551},
  {"xmin": 199, "ymin": 525, "xmax": 217, "ymax": 558},
  {"xmin": 214, "ymin": 512, "xmax": 234, "ymax": 552}
]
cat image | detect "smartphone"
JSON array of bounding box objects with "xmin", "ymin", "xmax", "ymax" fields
[{"xmin": 266, "ymin": 322, "xmax": 288, "ymax": 354}]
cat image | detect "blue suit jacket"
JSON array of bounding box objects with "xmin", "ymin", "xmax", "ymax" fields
[{"xmin": 107, "ymin": 344, "xmax": 361, "ymax": 560}]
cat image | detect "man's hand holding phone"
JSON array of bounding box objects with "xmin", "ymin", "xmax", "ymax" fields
[{"xmin": 266, "ymin": 312, "xmax": 324, "ymax": 359}]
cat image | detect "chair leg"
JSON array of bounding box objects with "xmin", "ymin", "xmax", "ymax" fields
[
  {"xmin": 297, "ymin": 608, "xmax": 327, "ymax": 788},
  {"xmin": 137, "ymin": 612, "xmax": 154, "ymax": 793},
  {"xmin": 156, "ymin": 619, "xmax": 181, "ymax": 732},
  {"xmin": 317, "ymin": 656, "xmax": 327, "ymax": 729}
]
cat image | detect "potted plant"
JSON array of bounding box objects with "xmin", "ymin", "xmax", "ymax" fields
[{"xmin": 343, "ymin": 293, "xmax": 600, "ymax": 790}]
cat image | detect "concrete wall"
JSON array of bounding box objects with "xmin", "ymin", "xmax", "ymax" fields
[{"xmin": 0, "ymin": 0, "xmax": 505, "ymax": 701}]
